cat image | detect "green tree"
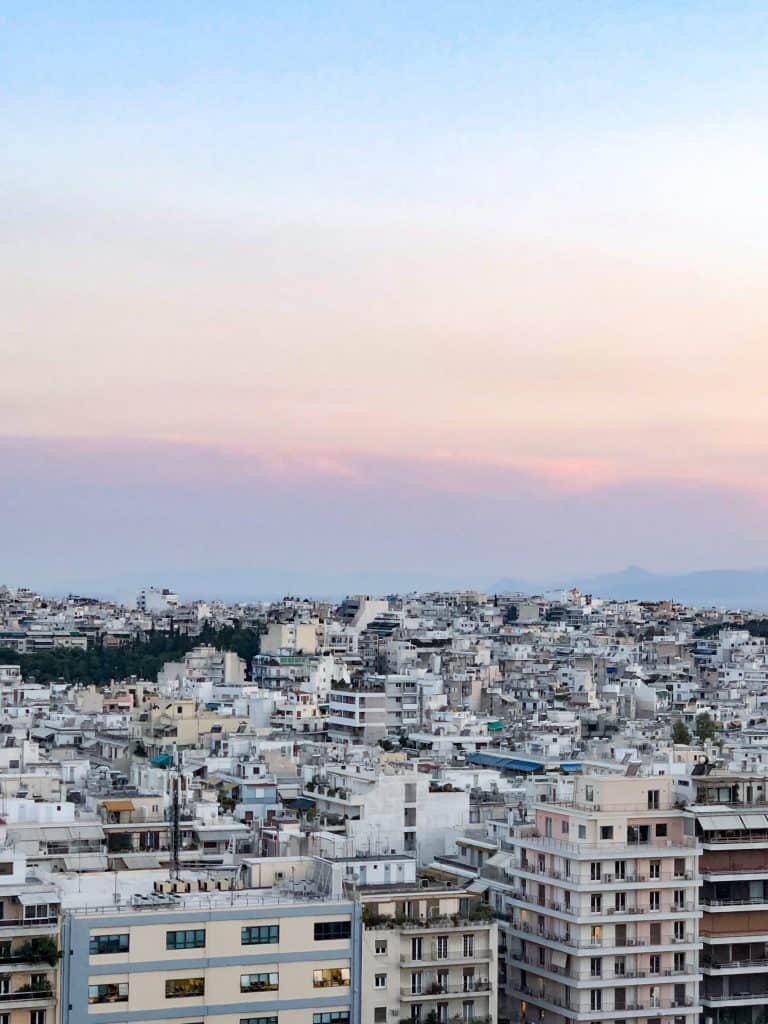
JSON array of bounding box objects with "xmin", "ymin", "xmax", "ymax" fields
[
  {"xmin": 671, "ymin": 720, "xmax": 691, "ymax": 745},
  {"xmin": 695, "ymin": 712, "xmax": 718, "ymax": 743}
]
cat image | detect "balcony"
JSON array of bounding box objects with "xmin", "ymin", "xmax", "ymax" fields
[
  {"xmin": 0, "ymin": 919, "xmax": 58, "ymax": 936},
  {"xmin": 510, "ymin": 919, "xmax": 699, "ymax": 952},
  {"xmin": 400, "ymin": 949, "xmax": 491, "ymax": 966},
  {"xmin": 0, "ymin": 985, "xmax": 55, "ymax": 1010},
  {"xmin": 400, "ymin": 980, "xmax": 493, "ymax": 999},
  {"xmin": 702, "ymin": 958, "xmax": 768, "ymax": 973}
]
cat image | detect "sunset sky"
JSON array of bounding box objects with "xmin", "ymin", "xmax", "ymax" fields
[{"xmin": 3, "ymin": 2, "xmax": 768, "ymax": 594}]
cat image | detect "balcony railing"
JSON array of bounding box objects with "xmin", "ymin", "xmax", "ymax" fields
[{"xmin": 703, "ymin": 959, "xmax": 768, "ymax": 971}]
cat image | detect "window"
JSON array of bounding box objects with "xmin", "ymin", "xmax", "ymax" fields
[
  {"xmin": 314, "ymin": 921, "xmax": 351, "ymax": 941},
  {"xmin": 240, "ymin": 973, "xmax": 279, "ymax": 993},
  {"xmin": 436, "ymin": 936, "xmax": 448, "ymax": 960},
  {"xmin": 615, "ymin": 892, "xmax": 626, "ymax": 911},
  {"xmin": 242, "ymin": 925, "xmax": 279, "ymax": 945},
  {"xmin": 166, "ymin": 929, "xmax": 205, "ymax": 950},
  {"xmin": 545, "ymin": 817, "xmax": 552, "ymax": 837},
  {"xmin": 650, "ymin": 892, "xmax": 660, "ymax": 911},
  {"xmin": 674, "ymin": 920, "xmax": 685, "ymax": 941},
  {"xmin": 240, "ymin": 1019, "xmax": 278, "ymax": 1024},
  {"xmin": 628, "ymin": 825, "xmax": 649, "ymax": 844},
  {"xmin": 674, "ymin": 859, "xmax": 686, "ymax": 878},
  {"xmin": 30, "ymin": 1014, "xmax": 45, "ymax": 1024},
  {"xmin": 590, "ymin": 990, "xmax": 602, "ymax": 1011},
  {"xmin": 590, "ymin": 925, "xmax": 601, "ymax": 944},
  {"xmin": 89, "ymin": 983, "xmax": 128, "ymax": 1004},
  {"xmin": 674, "ymin": 889, "xmax": 685, "ymax": 908},
  {"xmin": 313, "ymin": 1015, "xmax": 350, "ymax": 1024},
  {"xmin": 650, "ymin": 860, "xmax": 661, "ymax": 879},
  {"xmin": 313, "ymin": 968, "xmax": 351, "ymax": 988},
  {"xmin": 590, "ymin": 862, "xmax": 601, "ymax": 881},
  {"xmin": 600, "ymin": 826, "xmax": 614, "ymax": 840},
  {"xmin": 463, "ymin": 934, "xmax": 474, "ymax": 957},
  {"xmin": 590, "ymin": 957, "xmax": 601, "ymax": 977},
  {"xmin": 578, "ymin": 825, "xmax": 587, "ymax": 839},
  {"xmin": 615, "ymin": 957, "xmax": 626, "ymax": 977},
  {"xmin": 650, "ymin": 955, "xmax": 661, "ymax": 975},
  {"xmin": 674, "ymin": 952, "xmax": 686, "ymax": 973},
  {"xmin": 165, "ymin": 978, "xmax": 204, "ymax": 998},
  {"xmin": 375, "ymin": 1010, "xmax": 387, "ymax": 1023},
  {"xmin": 375, "ymin": 974, "xmax": 387, "ymax": 989},
  {"xmin": 375, "ymin": 939, "xmax": 388, "ymax": 955},
  {"xmin": 89, "ymin": 933, "xmax": 129, "ymax": 955},
  {"xmin": 590, "ymin": 894, "xmax": 602, "ymax": 914},
  {"xmin": 586, "ymin": 785, "xmax": 594, "ymax": 802},
  {"xmin": 656, "ymin": 823, "xmax": 668, "ymax": 838},
  {"xmin": 615, "ymin": 987, "xmax": 626, "ymax": 1011},
  {"xmin": 562, "ymin": 821, "xmax": 569, "ymax": 834},
  {"xmin": 648, "ymin": 790, "xmax": 660, "ymax": 810},
  {"xmin": 615, "ymin": 860, "xmax": 626, "ymax": 879}
]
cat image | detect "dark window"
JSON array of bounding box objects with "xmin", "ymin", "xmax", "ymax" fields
[
  {"xmin": 241, "ymin": 925, "xmax": 279, "ymax": 945},
  {"xmin": 313, "ymin": 1015, "xmax": 351, "ymax": 1024},
  {"xmin": 600, "ymin": 826, "xmax": 614, "ymax": 840},
  {"xmin": 88, "ymin": 983, "xmax": 128, "ymax": 1004},
  {"xmin": 240, "ymin": 1019, "xmax": 278, "ymax": 1024},
  {"xmin": 165, "ymin": 978, "xmax": 204, "ymax": 998},
  {"xmin": 166, "ymin": 929, "xmax": 205, "ymax": 950},
  {"xmin": 89, "ymin": 933, "xmax": 129, "ymax": 955},
  {"xmin": 655, "ymin": 823, "xmax": 668, "ymax": 837},
  {"xmin": 314, "ymin": 921, "xmax": 351, "ymax": 941},
  {"xmin": 240, "ymin": 973, "xmax": 279, "ymax": 993}
]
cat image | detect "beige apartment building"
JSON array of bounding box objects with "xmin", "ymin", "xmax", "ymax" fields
[
  {"xmin": 60, "ymin": 886, "xmax": 358, "ymax": 1024},
  {"xmin": 359, "ymin": 882, "xmax": 498, "ymax": 1023},
  {"xmin": 494, "ymin": 774, "xmax": 701, "ymax": 1024}
]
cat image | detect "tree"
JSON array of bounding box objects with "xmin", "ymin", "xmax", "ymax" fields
[
  {"xmin": 695, "ymin": 712, "xmax": 718, "ymax": 743},
  {"xmin": 671, "ymin": 720, "xmax": 691, "ymax": 745}
]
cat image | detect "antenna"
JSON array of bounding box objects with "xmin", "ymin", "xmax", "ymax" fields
[{"xmin": 170, "ymin": 746, "xmax": 181, "ymax": 881}]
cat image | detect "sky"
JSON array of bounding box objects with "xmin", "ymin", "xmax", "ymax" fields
[{"xmin": 3, "ymin": 2, "xmax": 768, "ymax": 595}]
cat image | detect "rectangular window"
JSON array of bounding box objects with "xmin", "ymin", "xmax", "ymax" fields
[
  {"xmin": 591, "ymin": 895, "xmax": 602, "ymax": 913},
  {"xmin": 88, "ymin": 983, "xmax": 128, "ymax": 1004},
  {"xmin": 674, "ymin": 889, "xmax": 685, "ymax": 908},
  {"xmin": 462, "ymin": 934, "xmax": 474, "ymax": 957},
  {"xmin": 313, "ymin": 967, "xmax": 351, "ymax": 988},
  {"xmin": 586, "ymin": 785, "xmax": 594, "ymax": 802},
  {"xmin": 648, "ymin": 790, "xmax": 660, "ymax": 810},
  {"xmin": 674, "ymin": 920, "xmax": 685, "ymax": 940},
  {"xmin": 241, "ymin": 1019, "xmax": 278, "ymax": 1024},
  {"xmin": 650, "ymin": 955, "xmax": 660, "ymax": 975},
  {"xmin": 578, "ymin": 825, "xmax": 587, "ymax": 839},
  {"xmin": 165, "ymin": 978, "xmax": 204, "ymax": 998},
  {"xmin": 30, "ymin": 1014, "xmax": 45, "ymax": 1024},
  {"xmin": 674, "ymin": 952, "xmax": 685, "ymax": 973},
  {"xmin": 375, "ymin": 939, "xmax": 387, "ymax": 955},
  {"xmin": 674, "ymin": 859, "xmax": 686, "ymax": 878},
  {"xmin": 650, "ymin": 860, "xmax": 661, "ymax": 879},
  {"xmin": 590, "ymin": 862, "xmax": 601, "ymax": 881},
  {"xmin": 600, "ymin": 826, "xmax": 614, "ymax": 840},
  {"xmin": 656, "ymin": 823, "xmax": 668, "ymax": 837},
  {"xmin": 241, "ymin": 925, "xmax": 279, "ymax": 945},
  {"xmin": 313, "ymin": 1014, "xmax": 351, "ymax": 1024},
  {"xmin": 615, "ymin": 860, "xmax": 626, "ymax": 879},
  {"xmin": 436, "ymin": 936, "xmax": 448, "ymax": 959},
  {"xmin": 562, "ymin": 821, "xmax": 569, "ymax": 834},
  {"xmin": 615, "ymin": 892, "xmax": 626, "ymax": 911},
  {"xmin": 650, "ymin": 892, "xmax": 660, "ymax": 911},
  {"xmin": 240, "ymin": 973, "xmax": 279, "ymax": 993},
  {"xmin": 89, "ymin": 934, "xmax": 129, "ymax": 955},
  {"xmin": 314, "ymin": 921, "xmax": 351, "ymax": 941},
  {"xmin": 374, "ymin": 973, "xmax": 387, "ymax": 989},
  {"xmin": 590, "ymin": 957, "xmax": 601, "ymax": 977},
  {"xmin": 615, "ymin": 956, "xmax": 625, "ymax": 976},
  {"xmin": 374, "ymin": 1010, "xmax": 387, "ymax": 1024},
  {"xmin": 590, "ymin": 990, "xmax": 602, "ymax": 1011},
  {"xmin": 166, "ymin": 930, "xmax": 205, "ymax": 950}
]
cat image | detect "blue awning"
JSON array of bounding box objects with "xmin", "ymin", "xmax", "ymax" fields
[
  {"xmin": 150, "ymin": 753, "xmax": 172, "ymax": 767},
  {"xmin": 559, "ymin": 762, "xmax": 582, "ymax": 773}
]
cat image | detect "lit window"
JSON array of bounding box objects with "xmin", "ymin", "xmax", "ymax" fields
[
  {"xmin": 165, "ymin": 978, "xmax": 204, "ymax": 998},
  {"xmin": 313, "ymin": 968, "xmax": 351, "ymax": 988},
  {"xmin": 240, "ymin": 973, "xmax": 279, "ymax": 993},
  {"xmin": 88, "ymin": 983, "xmax": 128, "ymax": 1004}
]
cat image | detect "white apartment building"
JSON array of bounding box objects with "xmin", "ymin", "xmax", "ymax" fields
[{"xmin": 488, "ymin": 774, "xmax": 701, "ymax": 1024}]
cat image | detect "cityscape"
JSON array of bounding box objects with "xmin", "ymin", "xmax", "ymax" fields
[
  {"xmin": 0, "ymin": 583, "xmax": 765, "ymax": 1024},
  {"xmin": 4, "ymin": 3, "xmax": 768, "ymax": 1024}
]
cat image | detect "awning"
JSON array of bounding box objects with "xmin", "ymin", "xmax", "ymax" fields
[
  {"xmin": 698, "ymin": 814, "xmax": 745, "ymax": 830},
  {"xmin": 17, "ymin": 892, "xmax": 58, "ymax": 907},
  {"xmin": 740, "ymin": 814, "xmax": 768, "ymax": 829},
  {"xmin": 116, "ymin": 853, "xmax": 163, "ymax": 869},
  {"xmin": 551, "ymin": 950, "xmax": 568, "ymax": 969},
  {"xmin": 560, "ymin": 763, "xmax": 582, "ymax": 774},
  {"xmin": 102, "ymin": 800, "xmax": 134, "ymax": 811},
  {"xmin": 467, "ymin": 879, "xmax": 489, "ymax": 894},
  {"xmin": 62, "ymin": 854, "xmax": 108, "ymax": 872}
]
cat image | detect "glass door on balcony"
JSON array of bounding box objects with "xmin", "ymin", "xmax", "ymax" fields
[
  {"xmin": 411, "ymin": 937, "xmax": 423, "ymax": 961},
  {"xmin": 411, "ymin": 972, "xmax": 422, "ymax": 995}
]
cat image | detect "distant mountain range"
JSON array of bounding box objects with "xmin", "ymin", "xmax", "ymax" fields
[
  {"xmin": 493, "ymin": 566, "xmax": 768, "ymax": 611},
  {"xmin": 29, "ymin": 564, "xmax": 768, "ymax": 611}
]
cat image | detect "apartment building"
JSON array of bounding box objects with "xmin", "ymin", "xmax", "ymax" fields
[
  {"xmin": 499, "ymin": 774, "xmax": 701, "ymax": 1024},
  {"xmin": 359, "ymin": 881, "xmax": 498, "ymax": 1023},
  {"xmin": 60, "ymin": 886, "xmax": 359, "ymax": 1024},
  {"xmin": 0, "ymin": 852, "xmax": 60, "ymax": 1024},
  {"xmin": 691, "ymin": 772, "xmax": 768, "ymax": 1024},
  {"xmin": 327, "ymin": 681, "xmax": 387, "ymax": 745}
]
